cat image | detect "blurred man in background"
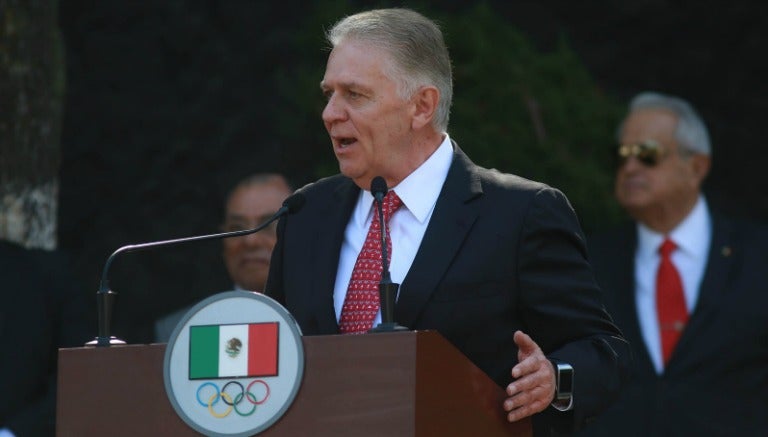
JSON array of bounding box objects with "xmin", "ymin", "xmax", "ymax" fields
[
  {"xmin": 220, "ymin": 173, "xmax": 294, "ymax": 292},
  {"xmin": 582, "ymin": 91, "xmax": 768, "ymax": 435},
  {"xmin": 154, "ymin": 173, "xmax": 292, "ymax": 341}
]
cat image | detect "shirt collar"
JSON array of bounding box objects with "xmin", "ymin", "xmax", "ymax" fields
[
  {"xmin": 636, "ymin": 195, "xmax": 711, "ymax": 259},
  {"xmin": 353, "ymin": 133, "xmax": 454, "ymax": 226}
]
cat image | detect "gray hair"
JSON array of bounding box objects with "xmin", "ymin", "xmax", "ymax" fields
[
  {"xmin": 326, "ymin": 8, "xmax": 453, "ymax": 132},
  {"xmin": 620, "ymin": 91, "xmax": 711, "ymax": 155}
]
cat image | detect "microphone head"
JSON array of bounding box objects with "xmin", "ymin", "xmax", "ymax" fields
[
  {"xmin": 370, "ymin": 176, "xmax": 388, "ymax": 200},
  {"xmin": 282, "ymin": 192, "xmax": 306, "ymax": 214}
]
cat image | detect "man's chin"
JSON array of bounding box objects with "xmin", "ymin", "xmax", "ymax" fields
[
  {"xmin": 621, "ymin": 202, "xmax": 656, "ymax": 221},
  {"xmin": 233, "ymin": 271, "xmax": 268, "ymax": 292},
  {"xmin": 616, "ymin": 192, "xmax": 652, "ymax": 210},
  {"xmin": 235, "ymin": 281, "xmax": 266, "ymax": 292}
]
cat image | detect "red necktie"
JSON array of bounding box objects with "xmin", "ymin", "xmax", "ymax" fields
[
  {"xmin": 339, "ymin": 191, "xmax": 403, "ymax": 334},
  {"xmin": 656, "ymin": 238, "xmax": 688, "ymax": 365}
]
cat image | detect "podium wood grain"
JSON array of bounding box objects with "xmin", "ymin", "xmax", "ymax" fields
[{"xmin": 57, "ymin": 331, "xmax": 531, "ymax": 436}]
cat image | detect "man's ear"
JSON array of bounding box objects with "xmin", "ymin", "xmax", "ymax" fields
[
  {"xmin": 411, "ymin": 85, "xmax": 440, "ymax": 130},
  {"xmin": 691, "ymin": 153, "xmax": 711, "ymax": 186}
]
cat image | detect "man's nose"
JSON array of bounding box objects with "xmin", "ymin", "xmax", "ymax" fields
[
  {"xmin": 242, "ymin": 230, "xmax": 269, "ymax": 246},
  {"xmin": 619, "ymin": 155, "xmax": 646, "ymax": 172},
  {"xmin": 322, "ymin": 93, "xmax": 347, "ymax": 124}
]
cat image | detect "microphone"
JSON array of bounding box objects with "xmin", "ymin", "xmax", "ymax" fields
[
  {"xmin": 86, "ymin": 192, "xmax": 306, "ymax": 347},
  {"xmin": 368, "ymin": 176, "xmax": 408, "ymax": 333},
  {"xmin": 370, "ymin": 176, "xmax": 391, "ymax": 279}
]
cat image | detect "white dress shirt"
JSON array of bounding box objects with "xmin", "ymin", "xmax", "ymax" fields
[
  {"xmin": 332, "ymin": 134, "xmax": 454, "ymax": 325},
  {"xmin": 634, "ymin": 195, "xmax": 711, "ymax": 374}
]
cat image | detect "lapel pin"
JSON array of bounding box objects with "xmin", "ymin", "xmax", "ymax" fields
[{"xmin": 721, "ymin": 246, "xmax": 732, "ymax": 257}]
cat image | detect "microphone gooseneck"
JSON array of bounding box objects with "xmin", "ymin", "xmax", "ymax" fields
[
  {"xmin": 98, "ymin": 192, "xmax": 305, "ymax": 293},
  {"xmin": 88, "ymin": 192, "xmax": 306, "ymax": 347}
]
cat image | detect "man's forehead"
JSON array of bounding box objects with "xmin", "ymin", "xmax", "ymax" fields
[
  {"xmin": 227, "ymin": 184, "xmax": 290, "ymax": 211},
  {"xmin": 323, "ymin": 41, "xmax": 392, "ymax": 78},
  {"xmin": 622, "ymin": 110, "xmax": 678, "ymax": 137}
]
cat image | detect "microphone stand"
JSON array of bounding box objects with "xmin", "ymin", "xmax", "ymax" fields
[
  {"xmin": 369, "ymin": 178, "xmax": 408, "ymax": 333},
  {"xmin": 86, "ymin": 195, "xmax": 304, "ymax": 347}
]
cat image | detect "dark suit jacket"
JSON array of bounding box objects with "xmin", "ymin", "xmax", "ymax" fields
[
  {"xmin": 582, "ymin": 213, "xmax": 768, "ymax": 436},
  {"xmin": 266, "ymin": 145, "xmax": 630, "ymax": 434},
  {"xmin": 0, "ymin": 240, "xmax": 92, "ymax": 436}
]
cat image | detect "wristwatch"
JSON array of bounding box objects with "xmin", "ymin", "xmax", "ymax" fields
[{"xmin": 549, "ymin": 359, "xmax": 574, "ymax": 402}]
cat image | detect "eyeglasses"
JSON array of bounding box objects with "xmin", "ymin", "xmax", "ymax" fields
[{"xmin": 617, "ymin": 140, "xmax": 666, "ymax": 167}]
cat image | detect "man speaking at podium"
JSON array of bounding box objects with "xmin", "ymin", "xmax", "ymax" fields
[{"xmin": 265, "ymin": 8, "xmax": 629, "ymax": 434}]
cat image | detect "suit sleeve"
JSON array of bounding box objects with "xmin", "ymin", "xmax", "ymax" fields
[{"xmin": 516, "ymin": 187, "xmax": 631, "ymax": 432}]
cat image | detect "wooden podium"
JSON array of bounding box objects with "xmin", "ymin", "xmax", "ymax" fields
[{"xmin": 57, "ymin": 331, "xmax": 531, "ymax": 436}]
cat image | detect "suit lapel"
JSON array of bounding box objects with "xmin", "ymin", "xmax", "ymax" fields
[
  {"xmin": 691, "ymin": 214, "xmax": 735, "ymax": 315},
  {"xmin": 311, "ymin": 179, "xmax": 359, "ymax": 333},
  {"xmin": 396, "ymin": 146, "xmax": 482, "ymax": 328},
  {"xmin": 670, "ymin": 214, "xmax": 736, "ymax": 364}
]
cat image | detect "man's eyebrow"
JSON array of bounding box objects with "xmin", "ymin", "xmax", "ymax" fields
[{"xmin": 320, "ymin": 80, "xmax": 366, "ymax": 91}]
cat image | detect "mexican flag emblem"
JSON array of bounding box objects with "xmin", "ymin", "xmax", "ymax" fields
[{"xmin": 189, "ymin": 322, "xmax": 279, "ymax": 379}]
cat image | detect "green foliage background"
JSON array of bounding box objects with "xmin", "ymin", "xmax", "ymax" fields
[{"xmin": 276, "ymin": 1, "xmax": 625, "ymax": 232}]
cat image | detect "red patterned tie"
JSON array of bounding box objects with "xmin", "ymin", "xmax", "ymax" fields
[
  {"xmin": 656, "ymin": 238, "xmax": 688, "ymax": 365},
  {"xmin": 339, "ymin": 191, "xmax": 403, "ymax": 334}
]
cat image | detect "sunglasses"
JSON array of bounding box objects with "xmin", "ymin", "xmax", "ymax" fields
[{"xmin": 616, "ymin": 140, "xmax": 666, "ymax": 167}]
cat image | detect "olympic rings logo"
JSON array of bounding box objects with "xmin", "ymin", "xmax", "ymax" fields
[{"xmin": 195, "ymin": 380, "xmax": 271, "ymax": 418}]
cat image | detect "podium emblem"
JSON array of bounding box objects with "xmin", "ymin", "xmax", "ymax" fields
[{"xmin": 164, "ymin": 291, "xmax": 304, "ymax": 436}]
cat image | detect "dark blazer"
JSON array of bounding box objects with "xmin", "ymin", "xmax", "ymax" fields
[
  {"xmin": 582, "ymin": 213, "xmax": 768, "ymax": 436},
  {"xmin": 266, "ymin": 145, "xmax": 630, "ymax": 434},
  {"xmin": 0, "ymin": 240, "xmax": 92, "ymax": 436}
]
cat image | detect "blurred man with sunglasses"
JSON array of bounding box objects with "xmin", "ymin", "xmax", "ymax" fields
[{"xmin": 580, "ymin": 92, "xmax": 768, "ymax": 435}]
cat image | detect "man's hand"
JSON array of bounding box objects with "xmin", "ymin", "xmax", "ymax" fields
[{"xmin": 503, "ymin": 330, "xmax": 556, "ymax": 422}]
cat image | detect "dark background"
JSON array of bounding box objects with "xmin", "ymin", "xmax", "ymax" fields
[{"xmin": 56, "ymin": 0, "xmax": 768, "ymax": 343}]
